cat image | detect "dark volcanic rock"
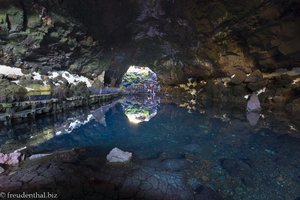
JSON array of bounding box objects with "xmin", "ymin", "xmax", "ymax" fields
[
  {"xmin": 245, "ymin": 70, "xmax": 263, "ymax": 83},
  {"xmin": 230, "ymin": 70, "xmax": 247, "ymax": 85},
  {"xmin": 0, "ymin": 0, "xmax": 107, "ymax": 79},
  {"xmin": 247, "ymin": 80, "xmax": 266, "ymax": 92},
  {"xmin": 286, "ymin": 98, "xmax": 300, "ymax": 113},
  {"xmin": 1, "ymin": 0, "xmax": 300, "ymax": 88}
]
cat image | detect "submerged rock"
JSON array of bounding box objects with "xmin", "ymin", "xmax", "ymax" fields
[
  {"xmin": 247, "ymin": 94, "xmax": 261, "ymax": 112},
  {"xmin": 106, "ymin": 148, "xmax": 132, "ymax": 163},
  {"xmin": 220, "ymin": 158, "xmax": 254, "ymax": 186},
  {"xmin": 188, "ymin": 178, "xmax": 202, "ymax": 190},
  {"xmin": 0, "ymin": 152, "xmax": 23, "ymax": 165},
  {"xmin": 183, "ymin": 143, "xmax": 202, "ymax": 153},
  {"xmin": 161, "ymin": 158, "xmax": 188, "ymax": 171},
  {"xmin": 195, "ymin": 187, "xmax": 223, "ymax": 200}
]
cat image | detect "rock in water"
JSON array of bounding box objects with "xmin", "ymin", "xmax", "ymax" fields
[
  {"xmin": 247, "ymin": 94, "xmax": 261, "ymax": 112},
  {"xmin": 220, "ymin": 158, "xmax": 254, "ymax": 187},
  {"xmin": 107, "ymin": 148, "xmax": 132, "ymax": 163}
]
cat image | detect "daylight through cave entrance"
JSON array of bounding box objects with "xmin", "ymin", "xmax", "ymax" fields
[
  {"xmin": 120, "ymin": 66, "xmax": 160, "ymax": 124},
  {"xmin": 120, "ymin": 66, "xmax": 159, "ymax": 95}
]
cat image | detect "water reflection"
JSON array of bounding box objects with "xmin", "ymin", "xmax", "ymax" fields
[
  {"xmin": 0, "ymin": 97, "xmax": 300, "ymax": 200},
  {"xmin": 0, "ymin": 100, "xmax": 118, "ymax": 153},
  {"xmin": 247, "ymin": 112, "xmax": 260, "ymax": 126},
  {"xmin": 121, "ymin": 95, "xmax": 159, "ymax": 124},
  {"xmin": 55, "ymin": 101, "xmax": 119, "ymax": 135}
]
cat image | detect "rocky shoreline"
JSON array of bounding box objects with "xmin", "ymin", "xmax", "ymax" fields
[
  {"xmin": 0, "ymin": 93, "xmax": 121, "ymax": 126},
  {"xmin": 161, "ymin": 68, "xmax": 300, "ymax": 115}
]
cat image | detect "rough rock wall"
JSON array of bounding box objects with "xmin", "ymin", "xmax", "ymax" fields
[
  {"xmin": 1, "ymin": 0, "xmax": 300, "ymax": 86},
  {"xmin": 0, "ymin": 0, "xmax": 108, "ymax": 79}
]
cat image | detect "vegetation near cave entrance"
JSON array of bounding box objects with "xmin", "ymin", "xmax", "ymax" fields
[{"xmin": 120, "ymin": 66, "xmax": 159, "ymax": 94}]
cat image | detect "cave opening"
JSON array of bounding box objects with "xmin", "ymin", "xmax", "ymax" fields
[
  {"xmin": 1, "ymin": 0, "xmax": 300, "ymax": 199},
  {"xmin": 120, "ymin": 65, "xmax": 160, "ymax": 95},
  {"xmin": 120, "ymin": 66, "xmax": 160, "ymax": 124}
]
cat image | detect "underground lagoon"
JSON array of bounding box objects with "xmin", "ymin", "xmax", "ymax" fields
[{"xmin": 0, "ymin": 0, "xmax": 300, "ymax": 200}]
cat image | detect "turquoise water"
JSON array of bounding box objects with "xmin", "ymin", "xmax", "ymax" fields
[{"xmin": 1, "ymin": 97, "xmax": 300, "ymax": 199}]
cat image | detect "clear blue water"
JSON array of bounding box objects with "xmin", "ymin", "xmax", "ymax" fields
[{"xmin": 1, "ymin": 97, "xmax": 300, "ymax": 200}]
